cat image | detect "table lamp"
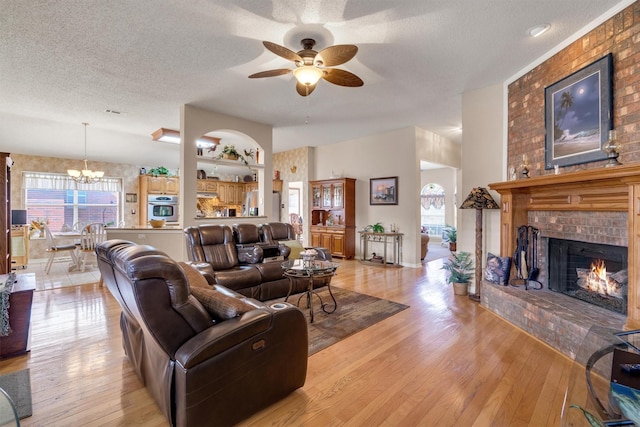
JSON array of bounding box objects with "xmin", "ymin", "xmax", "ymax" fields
[{"xmin": 460, "ymin": 187, "xmax": 499, "ymax": 302}]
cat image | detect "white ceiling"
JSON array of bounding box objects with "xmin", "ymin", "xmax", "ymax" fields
[{"xmin": 0, "ymin": 0, "xmax": 629, "ymax": 169}]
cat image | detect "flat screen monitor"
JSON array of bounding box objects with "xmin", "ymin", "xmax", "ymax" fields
[{"xmin": 11, "ymin": 209, "xmax": 27, "ymax": 226}]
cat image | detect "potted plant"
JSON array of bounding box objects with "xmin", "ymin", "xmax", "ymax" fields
[
  {"xmin": 441, "ymin": 251, "xmax": 474, "ymax": 295},
  {"xmin": 443, "ymin": 225, "xmax": 457, "ymax": 251},
  {"xmin": 148, "ymin": 166, "xmax": 170, "ymax": 176},
  {"xmin": 365, "ymin": 222, "xmax": 385, "ymax": 233},
  {"xmin": 217, "ymin": 144, "xmax": 254, "ymax": 166}
]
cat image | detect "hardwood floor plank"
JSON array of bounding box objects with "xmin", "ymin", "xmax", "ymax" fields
[{"xmin": 0, "ymin": 258, "xmax": 577, "ymax": 426}]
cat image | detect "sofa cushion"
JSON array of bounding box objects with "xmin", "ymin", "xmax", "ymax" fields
[
  {"xmin": 179, "ymin": 262, "xmax": 210, "ymax": 289},
  {"xmin": 280, "ymin": 239, "xmax": 304, "ymax": 259},
  {"xmin": 190, "ymin": 287, "xmax": 254, "ymax": 320}
]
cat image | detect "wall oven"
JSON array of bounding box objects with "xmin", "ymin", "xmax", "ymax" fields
[{"xmin": 148, "ymin": 195, "xmax": 179, "ymax": 222}]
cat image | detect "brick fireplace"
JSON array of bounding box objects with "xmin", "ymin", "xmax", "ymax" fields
[{"xmin": 485, "ymin": 164, "xmax": 640, "ymax": 358}]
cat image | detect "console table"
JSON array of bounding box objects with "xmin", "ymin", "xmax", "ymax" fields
[
  {"xmin": 0, "ymin": 273, "xmax": 35, "ymax": 359},
  {"xmin": 358, "ymin": 231, "xmax": 403, "ymax": 267}
]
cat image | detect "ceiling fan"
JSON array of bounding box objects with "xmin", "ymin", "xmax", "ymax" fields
[{"xmin": 248, "ymin": 38, "xmax": 364, "ymax": 96}]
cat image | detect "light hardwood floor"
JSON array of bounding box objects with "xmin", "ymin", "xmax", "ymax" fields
[{"xmin": 1, "ymin": 258, "xmax": 575, "ymax": 426}]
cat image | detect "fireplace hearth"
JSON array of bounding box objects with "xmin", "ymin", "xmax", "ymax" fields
[{"xmin": 548, "ymin": 238, "xmax": 628, "ymax": 314}]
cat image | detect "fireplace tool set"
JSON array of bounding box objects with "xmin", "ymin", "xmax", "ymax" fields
[{"xmin": 511, "ymin": 225, "xmax": 542, "ymax": 290}]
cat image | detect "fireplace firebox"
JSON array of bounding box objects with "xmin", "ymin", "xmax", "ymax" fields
[{"xmin": 548, "ymin": 238, "xmax": 628, "ymax": 314}]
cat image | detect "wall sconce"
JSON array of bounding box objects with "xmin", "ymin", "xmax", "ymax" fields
[
  {"xmin": 603, "ymin": 129, "xmax": 622, "ymax": 167},
  {"xmin": 290, "ymin": 165, "xmax": 297, "ymax": 173}
]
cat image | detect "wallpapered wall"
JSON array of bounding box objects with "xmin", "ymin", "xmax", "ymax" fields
[
  {"xmin": 508, "ymin": 2, "xmax": 640, "ymax": 175},
  {"xmin": 273, "ymin": 146, "xmax": 310, "ymax": 228},
  {"xmin": 10, "ymin": 153, "xmax": 141, "ymax": 226}
]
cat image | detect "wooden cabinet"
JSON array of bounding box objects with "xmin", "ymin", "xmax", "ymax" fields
[
  {"xmin": 197, "ymin": 180, "xmax": 219, "ymax": 193},
  {"xmin": 138, "ymin": 175, "xmax": 180, "ymax": 225},
  {"xmin": 309, "ymin": 178, "xmax": 356, "ymax": 259},
  {"xmin": 1, "ymin": 153, "xmax": 10, "ymax": 274},
  {"xmin": 142, "ymin": 175, "xmax": 179, "ymax": 195},
  {"xmin": 0, "ymin": 273, "xmax": 35, "ymax": 359}
]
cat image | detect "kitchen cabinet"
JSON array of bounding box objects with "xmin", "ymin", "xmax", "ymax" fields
[
  {"xmin": 142, "ymin": 175, "xmax": 179, "ymax": 195},
  {"xmin": 309, "ymin": 178, "xmax": 356, "ymax": 259},
  {"xmin": 197, "ymin": 180, "xmax": 219, "ymax": 193},
  {"xmin": 138, "ymin": 175, "xmax": 180, "ymax": 225}
]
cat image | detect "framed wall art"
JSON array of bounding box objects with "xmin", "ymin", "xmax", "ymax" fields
[
  {"xmin": 370, "ymin": 176, "xmax": 398, "ymax": 205},
  {"xmin": 544, "ymin": 53, "xmax": 613, "ymax": 169}
]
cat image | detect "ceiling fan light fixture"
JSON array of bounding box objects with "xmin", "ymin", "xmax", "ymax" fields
[
  {"xmin": 151, "ymin": 128, "xmax": 220, "ymax": 148},
  {"xmin": 293, "ymin": 66, "xmax": 323, "ymax": 86}
]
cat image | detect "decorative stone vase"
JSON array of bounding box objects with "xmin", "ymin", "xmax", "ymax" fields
[
  {"xmin": 453, "ymin": 282, "xmax": 468, "ymax": 296},
  {"xmin": 222, "ymin": 153, "xmax": 239, "ymax": 160},
  {"xmin": 449, "ymin": 242, "xmax": 457, "ymax": 252}
]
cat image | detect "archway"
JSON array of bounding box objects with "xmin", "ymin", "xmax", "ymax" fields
[{"xmin": 420, "ymin": 183, "xmax": 446, "ymax": 237}]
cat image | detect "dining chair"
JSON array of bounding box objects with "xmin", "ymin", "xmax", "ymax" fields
[
  {"xmin": 43, "ymin": 224, "xmax": 79, "ymax": 274},
  {"xmin": 77, "ymin": 223, "xmax": 107, "ymax": 272},
  {"xmin": 289, "ymin": 213, "xmax": 303, "ymax": 241}
]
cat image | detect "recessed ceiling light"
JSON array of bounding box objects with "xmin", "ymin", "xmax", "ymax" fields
[{"xmin": 527, "ymin": 24, "xmax": 550, "ymax": 38}]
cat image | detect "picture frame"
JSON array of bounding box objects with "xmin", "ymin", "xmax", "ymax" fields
[
  {"xmin": 125, "ymin": 193, "xmax": 138, "ymax": 203},
  {"xmin": 544, "ymin": 53, "xmax": 613, "ymax": 169},
  {"xmin": 370, "ymin": 177, "xmax": 398, "ymax": 205}
]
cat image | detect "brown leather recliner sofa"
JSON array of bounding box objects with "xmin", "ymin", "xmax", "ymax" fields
[
  {"xmin": 184, "ymin": 223, "xmax": 333, "ymax": 301},
  {"xmin": 184, "ymin": 224, "xmax": 292, "ymax": 300},
  {"xmin": 97, "ymin": 239, "xmax": 308, "ymax": 427}
]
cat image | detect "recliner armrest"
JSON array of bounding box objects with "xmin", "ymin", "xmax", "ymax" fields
[
  {"xmin": 174, "ymin": 305, "xmax": 303, "ymax": 368},
  {"xmin": 237, "ymin": 245, "xmax": 263, "ymax": 264},
  {"xmin": 187, "ymin": 262, "xmax": 216, "ymax": 286}
]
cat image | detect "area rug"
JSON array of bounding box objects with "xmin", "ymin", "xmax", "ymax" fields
[
  {"xmin": 269, "ymin": 287, "xmax": 409, "ymax": 356},
  {"xmin": 0, "ymin": 368, "xmax": 32, "ymax": 419}
]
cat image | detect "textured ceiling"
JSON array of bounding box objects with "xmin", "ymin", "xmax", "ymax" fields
[{"xmin": 0, "ymin": 0, "xmax": 630, "ymax": 169}]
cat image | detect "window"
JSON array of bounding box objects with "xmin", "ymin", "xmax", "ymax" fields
[
  {"xmin": 23, "ymin": 172, "xmax": 122, "ymax": 231},
  {"xmin": 421, "ymin": 183, "xmax": 446, "ymax": 236}
]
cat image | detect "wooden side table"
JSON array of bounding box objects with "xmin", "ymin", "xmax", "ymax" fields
[{"xmin": 0, "ymin": 273, "xmax": 36, "ymax": 359}]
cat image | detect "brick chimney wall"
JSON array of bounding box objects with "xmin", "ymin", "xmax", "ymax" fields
[{"xmin": 508, "ymin": 2, "xmax": 640, "ymax": 174}]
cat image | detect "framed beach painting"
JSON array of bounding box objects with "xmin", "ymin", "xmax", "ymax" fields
[{"xmin": 544, "ymin": 53, "xmax": 613, "ymax": 169}]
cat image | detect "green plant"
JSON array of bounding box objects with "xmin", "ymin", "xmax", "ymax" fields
[
  {"xmin": 148, "ymin": 166, "xmax": 170, "ymax": 176},
  {"xmin": 217, "ymin": 144, "xmax": 254, "ymax": 166},
  {"xmin": 365, "ymin": 222, "xmax": 384, "ymax": 233},
  {"xmin": 441, "ymin": 251, "xmax": 474, "ymax": 284},
  {"xmin": 443, "ymin": 224, "xmax": 457, "ymax": 243}
]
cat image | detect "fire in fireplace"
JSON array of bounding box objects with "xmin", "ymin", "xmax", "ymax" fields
[{"xmin": 548, "ymin": 238, "xmax": 628, "ymax": 314}]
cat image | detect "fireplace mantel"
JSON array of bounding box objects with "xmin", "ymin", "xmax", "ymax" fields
[{"xmin": 489, "ymin": 163, "xmax": 640, "ymax": 329}]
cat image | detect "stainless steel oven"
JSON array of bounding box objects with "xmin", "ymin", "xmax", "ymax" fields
[{"xmin": 148, "ymin": 195, "xmax": 179, "ymax": 222}]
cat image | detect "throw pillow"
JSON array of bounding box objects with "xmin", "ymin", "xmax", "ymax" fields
[
  {"xmin": 280, "ymin": 239, "xmax": 304, "ymax": 259},
  {"xmin": 178, "ymin": 262, "xmax": 209, "ymax": 289},
  {"xmin": 190, "ymin": 287, "xmax": 254, "ymax": 320},
  {"xmin": 485, "ymin": 253, "xmax": 511, "ymax": 285}
]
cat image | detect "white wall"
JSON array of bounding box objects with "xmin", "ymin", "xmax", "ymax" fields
[
  {"xmin": 314, "ymin": 126, "xmax": 459, "ymax": 266},
  {"xmin": 179, "ymin": 105, "xmax": 274, "ymax": 228},
  {"xmin": 460, "ymin": 83, "xmax": 505, "ymax": 292}
]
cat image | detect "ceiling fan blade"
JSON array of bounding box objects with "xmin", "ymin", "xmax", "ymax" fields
[
  {"xmin": 296, "ymin": 82, "xmax": 316, "ymax": 97},
  {"xmin": 315, "ymin": 45, "xmax": 358, "ymax": 67},
  {"xmin": 263, "ymin": 41, "xmax": 303, "ymax": 63},
  {"xmin": 248, "ymin": 69, "xmax": 292, "ymax": 78},
  {"xmin": 322, "ymin": 68, "xmax": 364, "ymax": 87}
]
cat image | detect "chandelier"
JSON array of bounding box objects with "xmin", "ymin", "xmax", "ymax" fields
[{"xmin": 67, "ymin": 122, "xmax": 104, "ymax": 183}]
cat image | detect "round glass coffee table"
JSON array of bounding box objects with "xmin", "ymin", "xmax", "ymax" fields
[{"xmin": 282, "ymin": 259, "xmax": 339, "ymax": 323}]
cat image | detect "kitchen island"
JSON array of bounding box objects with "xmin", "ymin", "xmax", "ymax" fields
[{"xmin": 106, "ymin": 226, "xmax": 186, "ymax": 261}]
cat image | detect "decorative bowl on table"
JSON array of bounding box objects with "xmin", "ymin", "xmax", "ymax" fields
[
  {"xmin": 300, "ymin": 249, "xmax": 317, "ymax": 267},
  {"xmin": 149, "ymin": 219, "xmax": 166, "ymax": 228}
]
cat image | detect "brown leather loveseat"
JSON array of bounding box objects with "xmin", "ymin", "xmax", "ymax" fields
[{"xmin": 97, "ymin": 239, "xmax": 308, "ymax": 427}]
